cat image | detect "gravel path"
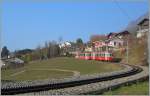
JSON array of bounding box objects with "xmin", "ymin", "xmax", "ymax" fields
[
  {"xmin": 31, "ymin": 68, "xmax": 80, "ymax": 77},
  {"xmin": 10, "ymin": 70, "xmax": 26, "ymax": 77}
]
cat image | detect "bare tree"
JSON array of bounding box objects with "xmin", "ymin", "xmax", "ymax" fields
[{"xmin": 90, "ymin": 35, "xmax": 106, "ymax": 42}]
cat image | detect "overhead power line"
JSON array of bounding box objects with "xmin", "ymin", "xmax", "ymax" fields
[{"xmin": 113, "ymin": 0, "xmax": 132, "ymax": 21}]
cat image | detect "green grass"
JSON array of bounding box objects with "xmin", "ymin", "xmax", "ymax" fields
[
  {"xmin": 2, "ymin": 57, "xmax": 123, "ymax": 81},
  {"xmin": 103, "ymin": 81, "xmax": 149, "ymax": 95},
  {"xmin": 4, "ymin": 70, "xmax": 73, "ymax": 81}
]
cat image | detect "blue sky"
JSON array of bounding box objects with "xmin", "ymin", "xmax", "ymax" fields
[{"xmin": 1, "ymin": 1, "xmax": 148, "ymax": 51}]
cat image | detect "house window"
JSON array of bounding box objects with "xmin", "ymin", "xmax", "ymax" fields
[
  {"xmin": 114, "ymin": 42, "xmax": 116, "ymax": 46},
  {"xmin": 119, "ymin": 43, "xmax": 121, "ymax": 46}
]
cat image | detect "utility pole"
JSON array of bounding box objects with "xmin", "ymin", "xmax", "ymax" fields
[
  {"xmin": 126, "ymin": 40, "xmax": 129, "ymax": 63},
  {"xmin": 106, "ymin": 44, "xmax": 108, "ymax": 52}
]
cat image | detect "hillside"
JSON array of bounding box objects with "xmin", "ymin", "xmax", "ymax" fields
[{"xmin": 120, "ymin": 34, "xmax": 148, "ymax": 65}]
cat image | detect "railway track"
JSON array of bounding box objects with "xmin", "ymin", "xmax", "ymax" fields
[{"xmin": 1, "ymin": 64, "xmax": 144, "ymax": 95}]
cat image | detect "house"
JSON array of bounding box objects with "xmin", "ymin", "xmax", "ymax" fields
[
  {"xmin": 90, "ymin": 35, "xmax": 107, "ymax": 42},
  {"xmin": 107, "ymin": 37, "xmax": 124, "ymax": 48},
  {"xmin": 4, "ymin": 58, "xmax": 24, "ymax": 64},
  {"xmin": 85, "ymin": 47, "xmax": 92, "ymax": 52},
  {"xmin": 59, "ymin": 41, "xmax": 79, "ymax": 55},
  {"xmin": 1, "ymin": 58, "xmax": 25, "ymax": 69},
  {"xmin": 59, "ymin": 41, "xmax": 71, "ymax": 48},
  {"xmin": 107, "ymin": 31, "xmax": 130, "ymax": 39},
  {"xmin": 115, "ymin": 31, "xmax": 130, "ymax": 39},
  {"xmin": 107, "ymin": 31, "xmax": 130, "ymax": 48},
  {"xmin": 8, "ymin": 52, "xmax": 15, "ymax": 58},
  {"xmin": 137, "ymin": 18, "xmax": 149, "ymax": 38},
  {"xmin": 92, "ymin": 40, "xmax": 106, "ymax": 48},
  {"xmin": 107, "ymin": 32, "xmax": 117, "ymax": 39},
  {"xmin": 91, "ymin": 40, "xmax": 114, "ymax": 52}
]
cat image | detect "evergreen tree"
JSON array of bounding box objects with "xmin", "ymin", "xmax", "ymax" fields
[{"xmin": 1, "ymin": 46, "xmax": 9, "ymax": 58}]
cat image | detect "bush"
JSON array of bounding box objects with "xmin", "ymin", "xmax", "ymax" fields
[
  {"xmin": 66, "ymin": 52, "xmax": 73, "ymax": 57},
  {"xmin": 20, "ymin": 54, "xmax": 32, "ymax": 63}
]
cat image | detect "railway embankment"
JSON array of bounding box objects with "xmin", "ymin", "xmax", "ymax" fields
[
  {"xmin": 23, "ymin": 65, "xmax": 148, "ymax": 95},
  {"xmin": 1, "ymin": 64, "xmax": 148, "ymax": 95}
]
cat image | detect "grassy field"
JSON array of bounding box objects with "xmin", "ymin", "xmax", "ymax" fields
[
  {"xmin": 4, "ymin": 70, "xmax": 73, "ymax": 80},
  {"xmin": 1, "ymin": 57, "xmax": 123, "ymax": 81},
  {"xmin": 103, "ymin": 81, "xmax": 149, "ymax": 95}
]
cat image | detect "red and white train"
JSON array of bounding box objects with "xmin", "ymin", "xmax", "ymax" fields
[{"xmin": 75, "ymin": 51, "xmax": 113, "ymax": 61}]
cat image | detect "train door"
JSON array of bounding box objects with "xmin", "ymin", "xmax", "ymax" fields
[
  {"xmin": 85, "ymin": 53, "xmax": 91, "ymax": 60},
  {"xmin": 108, "ymin": 53, "xmax": 113, "ymax": 61},
  {"xmin": 92, "ymin": 52, "xmax": 96, "ymax": 60},
  {"xmin": 79, "ymin": 53, "xmax": 84, "ymax": 59},
  {"xmin": 104, "ymin": 52, "xmax": 113, "ymax": 61},
  {"xmin": 102, "ymin": 53, "xmax": 105, "ymax": 61},
  {"xmin": 84, "ymin": 53, "xmax": 87, "ymax": 60},
  {"xmin": 98, "ymin": 53, "xmax": 101, "ymax": 60},
  {"xmin": 104, "ymin": 52, "xmax": 108, "ymax": 61},
  {"xmin": 95, "ymin": 52, "xmax": 98, "ymax": 60}
]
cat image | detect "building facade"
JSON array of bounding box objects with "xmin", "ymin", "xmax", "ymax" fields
[{"xmin": 137, "ymin": 18, "xmax": 149, "ymax": 38}]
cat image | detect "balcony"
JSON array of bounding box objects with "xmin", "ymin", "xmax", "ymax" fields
[
  {"xmin": 137, "ymin": 28, "xmax": 149, "ymax": 38},
  {"xmin": 137, "ymin": 28, "xmax": 149, "ymax": 33}
]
